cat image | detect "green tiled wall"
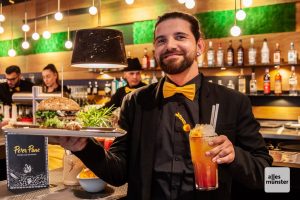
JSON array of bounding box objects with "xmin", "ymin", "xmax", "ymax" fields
[
  {"xmin": 195, "ymin": 2, "xmax": 295, "ymax": 39},
  {"xmin": 0, "ymin": 2, "xmax": 296, "ymax": 56}
]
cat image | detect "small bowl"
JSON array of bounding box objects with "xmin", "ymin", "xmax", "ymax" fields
[{"xmin": 77, "ymin": 175, "xmax": 107, "ymax": 193}]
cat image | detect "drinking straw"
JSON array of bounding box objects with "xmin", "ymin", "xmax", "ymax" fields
[
  {"xmin": 210, "ymin": 105, "xmax": 216, "ymax": 126},
  {"xmin": 213, "ymin": 104, "xmax": 219, "ymax": 129}
]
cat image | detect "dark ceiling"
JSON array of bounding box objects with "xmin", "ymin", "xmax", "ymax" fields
[{"xmin": 1, "ymin": 0, "xmax": 27, "ymax": 6}]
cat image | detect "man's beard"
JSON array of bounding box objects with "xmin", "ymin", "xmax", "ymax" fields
[{"xmin": 158, "ymin": 51, "xmax": 195, "ymax": 75}]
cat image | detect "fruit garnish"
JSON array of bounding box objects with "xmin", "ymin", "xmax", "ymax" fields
[{"xmin": 175, "ymin": 112, "xmax": 191, "ymax": 133}]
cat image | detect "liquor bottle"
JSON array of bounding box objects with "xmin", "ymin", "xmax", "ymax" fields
[
  {"xmin": 216, "ymin": 43, "xmax": 224, "ymax": 67},
  {"xmin": 104, "ymin": 81, "xmax": 111, "ymax": 96},
  {"xmin": 248, "ymin": 37, "xmax": 257, "ymax": 65},
  {"xmin": 111, "ymin": 78, "xmax": 118, "ymax": 95},
  {"xmin": 150, "ymin": 50, "xmax": 156, "ymax": 68},
  {"xmin": 151, "ymin": 72, "xmax": 158, "ymax": 84},
  {"xmin": 127, "ymin": 51, "xmax": 131, "ymax": 59},
  {"xmin": 261, "ymin": 38, "xmax": 270, "ymax": 64},
  {"xmin": 217, "ymin": 80, "xmax": 223, "ymax": 85},
  {"xmin": 237, "ymin": 39, "xmax": 244, "ymax": 66},
  {"xmin": 289, "ymin": 66, "xmax": 298, "ymax": 96},
  {"xmin": 207, "ymin": 41, "xmax": 215, "ymax": 67},
  {"xmin": 142, "ymin": 48, "xmax": 150, "ymax": 69},
  {"xmin": 263, "ymin": 68, "xmax": 271, "ymax": 95},
  {"xmin": 93, "ymin": 81, "xmax": 98, "ymax": 95},
  {"xmin": 249, "ymin": 72, "xmax": 257, "ymax": 95},
  {"xmin": 87, "ymin": 81, "xmax": 92, "ymax": 95},
  {"xmin": 227, "ymin": 80, "xmax": 235, "ymax": 90},
  {"xmin": 272, "ymin": 43, "xmax": 281, "ymax": 65},
  {"xmin": 227, "ymin": 40, "xmax": 234, "ymax": 66},
  {"xmin": 288, "ymin": 42, "xmax": 298, "ymax": 64},
  {"xmin": 238, "ymin": 68, "xmax": 246, "ymax": 94},
  {"xmin": 274, "ymin": 67, "xmax": 282, "ymax": 96}
]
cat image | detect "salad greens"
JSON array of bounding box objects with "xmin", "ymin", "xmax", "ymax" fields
[{"xmin": 76, "ymin": 106, "xmax": 114, "ymax": 128}]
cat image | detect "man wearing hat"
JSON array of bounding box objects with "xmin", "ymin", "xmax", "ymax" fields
[{"xmin": 104, "ymin": 58, "xmax": 146, "ymax": 109}]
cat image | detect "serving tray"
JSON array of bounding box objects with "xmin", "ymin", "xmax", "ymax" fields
[{"xmin": 3, "ymin": 127, "xmax": 126, "ymax": 138}]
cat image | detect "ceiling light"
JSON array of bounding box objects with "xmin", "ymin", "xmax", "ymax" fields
[
  {"xmin": 242, "ymin": 0, "xmax": 253, "ymax": 7},
  {"xmin": 43, "ymin": 16, "xmax": 51, "ymax": 39},
  {"xmin": 22, "ymin": 12, "xmax": 30, "ymax": 32},
  {"xmin": 89, "ymin": 0, "xmax": 98, "ymax": 15},
  {"xmin": 236, "ymin": 9, "xmax": 246, "ymax": 21},
  {"xmin": 89, "ymin": 6, "xmax": 97, "ymax": 15},
  {"xmin": 0, "ymin": 25, "xmax": 4, "ymax": 34},
  {"xmin": 32, "ymin": 20, "xmax": 39, "ymax": 40},
  {"xmin": 54, "ymin": 0, "xmax": 63, "ymax": 21},
  {"xmin": 0, "ymin": 3, "xmax": 5, "ymax": 22},
  {"xmin": 125, "ymin": 0, "xmax": 134, "ymax": 5},
  {"xmin": 230, "ymin": 25, "xmax": 241, "ymax": 37},
  {"xmin": 8, "ymin": 49, "xmax": 16, "ymax": 57},
  {"xmin": 54, "ymin": 11, "xmax": 63, "ymax": 21},
  {"xmin": 65, "ymin": 27, "xmax": 73, "ymax": 49},
  {"xmin": 185, "ymin": 0, "xmax": 195, "ymax": 9},
  {"xmin": 43, "ymin": 30, "xmax": 51, "ymax": 39},
  {"xmin": 71, "ymin": 28, "xmax": 127, "ymax": 69},
  {"xmin": 22, "ymin": 40, "xmax": 30, "ymax": 49}
]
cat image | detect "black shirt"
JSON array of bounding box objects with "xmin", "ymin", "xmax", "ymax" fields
[
  {"xmin": 0, "ymin": 80, "xmax": 33, "ymax": 105},
  {"xmin": 152, "ymin": 74, "xmax": 202, "ymax": 200},
  {"xmin": 104, "ymin": 82, "xmax": 146, "ymax": 109},
  {"xmin": 43, "ymin": 84, "xmax": 70, "ymax": 94}
]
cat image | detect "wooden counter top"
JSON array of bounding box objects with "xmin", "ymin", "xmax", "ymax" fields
[{"xmin": 0, "ymin": 168, "xmax": 127, "ymax": 199}]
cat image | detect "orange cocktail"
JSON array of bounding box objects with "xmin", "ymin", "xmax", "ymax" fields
[{"xmin": 189, "ymin": 125, "xmax": 218, "ymax": 190}]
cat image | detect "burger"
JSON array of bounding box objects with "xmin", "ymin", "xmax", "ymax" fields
[{"xmin": 35, "ymin": 97, "xmax": 82, "ymax": 130}]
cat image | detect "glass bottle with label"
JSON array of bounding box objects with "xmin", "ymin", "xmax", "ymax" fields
[
  {"xmin": 238, "ymin": 68, "xmax": 246, "ymax": 94},
  {"xmin": 111, "ymin": 78, "xmax": 118, "ymax": 95},
  {"xmin": 127, "ymin": 51, "xmax": 131, "ymax": 59},
  {"xmin": 273, "ymin": 43, "xmax": 281, "ymax": 65},
  {"xmin": 150, "ymin": 50, "xmax": 156, "ymax": 68},
  {"xmin": 237, "ymin": 39, "xmax": 244, "ymax": 66},
  {"xmin": 248, "ymin": 37, "xmax": 257, "ymax": 65},
  {"xmin": 227, "ymin": 40, "xmax": 234, "ymax": 66},
  {"xmin": 93, "ymin": 81, "xmax": 99, "ymax": 95},
  {"xmin": 288, "ymin": 42, "xmax": 298, "ymax": 64},
  {"xmin": 104, "ymin": 81, "xmax": 111, "ymax": 96},
  {"xmin": 261, "ymin": 38, "xmax": 270, "ymax": 64},
  {"xmin": 289, "ymin": 66, "xmax": 298, "ymax": 96},
  {"xmin": 227, "ymin": 80, "xmax": 235, "ymax": 90},
  {"xmin": 207, "ymin": 41, "xmax": 214, "ymax": 67},
  {"xmin": 249, "ymin": 71, "xmax": 257, "ymax": 95},
  {"xmin": 87, "ymin": 81, "xmax": 92, "ymax": 95},
  {"xmin": 263, "ymin": 68, "xmax": 271, "ymax": 95},
  {"xmin": 216, "ymin": 43, "xmax": 224, "ymax": 67},
  {"xmin": 142, "ymin": 48, "xmax": 150, "ymax": 69},
  {"xmin": 274, "ymin": 67, "xmax": 282, "ymax": 96}
]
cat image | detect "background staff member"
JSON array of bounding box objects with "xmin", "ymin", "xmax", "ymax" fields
[
  {"xmin": 104, "ymin": 58, "xmax": 146, "ymax": 109},
  {"xmin": 41, "ymin": 63, "xmax": 70, "ymax": 170},
  {"xmin": 0, "ymin": 65, "xmax": 33, "ymax": 105},
  {"xmin": 42, "ymin": 64, "xmax": 70, "ymax": 95}
]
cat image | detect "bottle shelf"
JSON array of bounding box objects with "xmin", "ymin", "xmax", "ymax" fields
[
  {"xmin": 247, "ymin": 92, "xmax": 300, "ymax": 97},
  {"xmin": 198, "ymin": 63, "xmax": 300, "ymax": 70}
]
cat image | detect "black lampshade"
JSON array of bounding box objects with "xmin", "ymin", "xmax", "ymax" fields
[{"xmin": 71, "ymin": 28, "xmax": 127, "ymax": 69}]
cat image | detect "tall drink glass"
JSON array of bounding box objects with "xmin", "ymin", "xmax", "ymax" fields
[{"xmin": 189, "ymin": 124, "xmax": 218, "ymax": 190}]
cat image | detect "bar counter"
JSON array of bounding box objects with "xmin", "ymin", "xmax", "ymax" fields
[{"xmin": 0, "ymin": 168, "xmax": 127, "ymax": 199}]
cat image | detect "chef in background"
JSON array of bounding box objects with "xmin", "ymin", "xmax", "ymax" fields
[{"xmin": 0, "ymin": 65, "xmax": 33, "ymax": 105}]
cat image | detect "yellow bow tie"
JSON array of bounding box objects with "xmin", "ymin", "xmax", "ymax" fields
[
  {"xmin": 125, "ymin": 87, "xmax": 136, "ymax": 93},
  {"xmin": 163, "ymin": 82, "xmax": 196, "ymax": 101}
]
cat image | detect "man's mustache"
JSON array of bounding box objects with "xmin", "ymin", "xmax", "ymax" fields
[{"xmin": 160, "ymin": 50, "xmax": 183, "ymax": 59}]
